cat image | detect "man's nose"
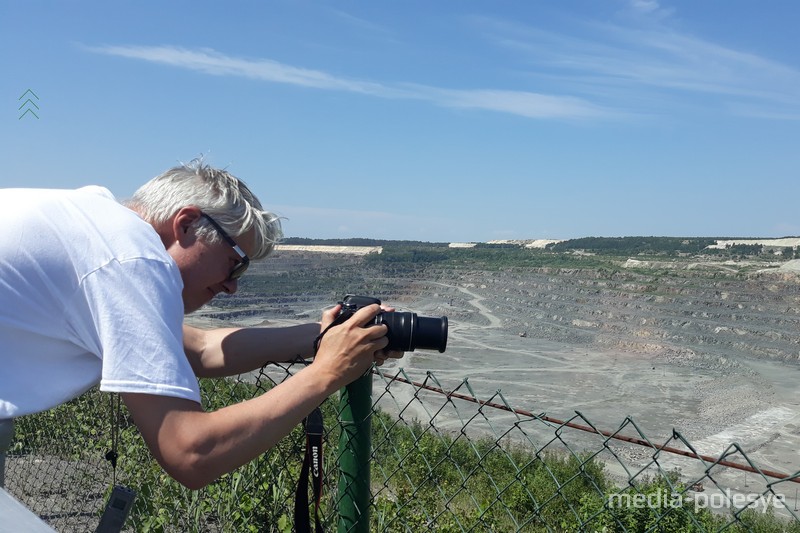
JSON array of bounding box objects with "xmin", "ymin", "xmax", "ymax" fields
[{"xmin": 221, "ymin": 278, "xmax": 239, "ymax": 294}]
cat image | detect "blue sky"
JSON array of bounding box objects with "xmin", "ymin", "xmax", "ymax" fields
[{"xmin": 2, "ymin": 1, "xmax": 799, "ymax": 243}]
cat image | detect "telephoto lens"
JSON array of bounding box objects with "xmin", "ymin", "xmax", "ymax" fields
[
  {"xmin": 372, "ymin": 312, "xmax": 448, "ymax": 353},
  {"xmin": 338, "ymin": 295, "xmax": 449, "ymax": 353}
]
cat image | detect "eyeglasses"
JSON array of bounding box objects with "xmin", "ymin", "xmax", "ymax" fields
[{"xmin": 200, "ymin": 213, "xmax": 250, "ymax": 281}]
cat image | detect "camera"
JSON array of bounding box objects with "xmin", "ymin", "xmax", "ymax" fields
[{"xmin": 337, "ymin": 295, "xmax": 448, "ymax": 353}]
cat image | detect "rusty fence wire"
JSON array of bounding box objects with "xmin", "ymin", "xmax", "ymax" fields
[{"xmin": 4, "ymin": 362, "xmax": 800, "ymax": 532}]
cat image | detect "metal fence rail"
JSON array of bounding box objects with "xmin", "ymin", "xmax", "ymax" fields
[{"xmin": 3, "ymin": 362, "xmax": 800, "ymax": 532}]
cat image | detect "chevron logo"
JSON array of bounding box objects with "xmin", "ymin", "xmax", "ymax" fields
[{"xmin": 18, "ymin": 89, "xmax": 40, "ymax": 120}]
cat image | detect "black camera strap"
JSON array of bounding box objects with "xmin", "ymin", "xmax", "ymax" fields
[
  {"xmin": 295, "ymin": 315, "xmax": 348, "ymax": 533},
  {"xmin": 97, "ymin": 394, "xmax": 136, "ymax": 533},
  {"xmin": 294, "ymin": 407, "xmax": 324, "ymax": 533}
]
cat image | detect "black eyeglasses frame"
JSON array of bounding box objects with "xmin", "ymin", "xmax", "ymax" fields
[{"xmin": 200, "ymin": 213, "xmax": 250, "ymax": 281}]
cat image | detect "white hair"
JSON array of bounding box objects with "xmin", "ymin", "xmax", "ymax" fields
[{"xmin": 125, "ymin": 158, "xmax": 282, "ymax": 259}]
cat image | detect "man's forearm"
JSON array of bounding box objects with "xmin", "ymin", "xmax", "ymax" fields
[
  {"xmin": 129, "ymin": 304, "xmax": 389, "ymax": 490},
  {"xmin": 122, "ymin": 362, "xmax": 339, "ymax": 489},
  {"xmin": 184, "ymin": 323, "xmax": 321, "ymax": 377}
]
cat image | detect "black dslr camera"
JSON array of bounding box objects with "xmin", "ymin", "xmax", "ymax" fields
[{"xmin": 338, "ymin": 295, "xmax": 448, "ymax": 353}]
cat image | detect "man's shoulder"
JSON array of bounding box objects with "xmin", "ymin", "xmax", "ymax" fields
[{"xmin": 74, "ymin": 185, "xmax": 116, "ymax": 201}]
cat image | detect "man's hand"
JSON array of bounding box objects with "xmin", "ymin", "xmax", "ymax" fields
[
  {"xmin": 372, "ymin": 347, "xmax": 404, "ymax": 366},
  {"xmin": 314, "ymin": 303, "xmax": 389, "ymax": 385},
  {"xmin": 319, "ymin": 303, "xmax": 406, "ymax": 368},
  {"xmin": 373, "ymin": 303, "xmax": 405, "ymax": 366}
]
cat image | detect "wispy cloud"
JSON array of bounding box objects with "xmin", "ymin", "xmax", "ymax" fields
[
  {"xmin": 474, "ymin": 13, "xmax": 800, "ymax": 120},
  {"xmin": 628, "ymin": 0, "xmax": 661, "ymax": 13},
  {"xmin": 85, "ymin": 45, "xmax": 387, "ymax": 94},
  {"xmin": 410, "ymin": 86, "xmax": 611, "ymax": 119},
  {"xmin": 86, "ymin": 1, "xmax": 800, "ymax": 124},
  {"xmin": 624, "ymin": 0, "xmax": 674, "ymax": 18},
  {"xmin": 84, "ymin": 44, "xmax": 617, "ymax": 121},
  {"xmin": 593, "ymin": 24, "xmax": 800, "ymax": 101}
]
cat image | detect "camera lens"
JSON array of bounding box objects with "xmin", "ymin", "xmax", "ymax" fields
[{"xmin": 374, "ymin": 312, "xmax": 448, "ymax": 353}]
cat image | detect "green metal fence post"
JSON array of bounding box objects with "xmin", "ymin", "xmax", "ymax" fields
[
  {"xmin": 337, "ymin": 373, "xmax": 372, "ymax": 533},
  {"xmin": 0, "ymin": 418, "xmax": 14, "ymax": 488}
]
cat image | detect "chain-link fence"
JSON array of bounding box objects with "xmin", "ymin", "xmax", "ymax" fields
[{"xmin": 3, "ymin": 362, "xmax": 800, "ymax": 532}]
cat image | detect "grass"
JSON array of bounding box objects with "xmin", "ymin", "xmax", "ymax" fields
[{"xmin": 10, "ymin": 375, "xmax": 800, "ymax": 532}]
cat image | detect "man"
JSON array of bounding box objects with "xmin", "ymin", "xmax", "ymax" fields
[{"xmin": 0, "ymin": 160, "xmax": 401, "ymax": 489}]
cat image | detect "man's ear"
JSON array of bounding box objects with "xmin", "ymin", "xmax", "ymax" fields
[{"xmin": 172, "ymin": 206, "xmax": 203, "ymax": 245}]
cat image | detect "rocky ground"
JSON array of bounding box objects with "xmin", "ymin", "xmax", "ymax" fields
[
  {"xmin": 191, "ymin": 249, "xmax": 800, "ymax": 511},
  {"xmin": 202, "ymin": 249, "xmax": 800, "ymax": 370}
]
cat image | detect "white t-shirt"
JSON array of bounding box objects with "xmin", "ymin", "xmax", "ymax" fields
[{"xmin": 0, "ymin": 186, "xmax": 201, "ymax": 418}]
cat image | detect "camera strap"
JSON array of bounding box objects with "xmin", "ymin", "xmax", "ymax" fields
[
  {"xmin": 98, "ymin": 394, "xmax": 136, "ymax": 533},
  {"xmin": 294, "ymin": 406, "xmax": 324, "ymax": 533},
  {"xmin": 295, "ymin": 317, "xmax": 347, "ymax": 533},
  {"xmin": 104, "ymin": 393, "xmax": 121, "ymax": 482}
]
